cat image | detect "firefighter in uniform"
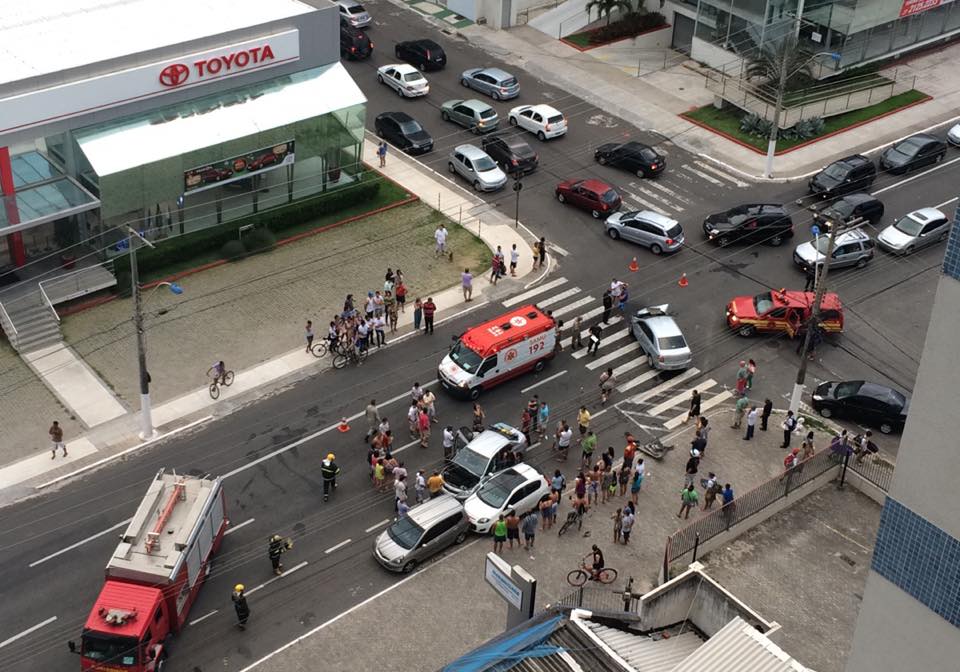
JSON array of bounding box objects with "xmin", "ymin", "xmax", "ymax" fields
[
  {"xmin": 268, "ymin": 534, "xmax": 292, "ymax": 575},
  {"xmin": 321, "ymin": 453, "xmax": 341, "ymax": 502},
  {"xmin": 232, "ymin": 584, "xmax": 250, "ymax": 629}
]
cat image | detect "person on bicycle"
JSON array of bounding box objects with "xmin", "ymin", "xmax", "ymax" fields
[
  {"xmin": 207, "ymin": 361, "xmax": 227, "ymax": 386},
  {"xmin": 588, "ymin": 545, "xmax": 605, "ymax": 581}
]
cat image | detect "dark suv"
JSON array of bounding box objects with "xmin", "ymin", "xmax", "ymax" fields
[
  {"xmin": 375, "ymin": 111, "xmax": 433, "ymax": 155},
  {"xmin": 594, "ymin": 141, "xmax": 665, "ymax": 178},
  {"xmin": 703, "ymin": 204, "xmax": 794, "ymax": 247},
  {"xmin": 481, "ymin": 135, "xmax": 538, "ymax": 176},
  {"xmin": 813, "ymin": 193, "xmax": 884, "ymax": 228},
  {"xmin": 340, "ymin": 19, "xmax": 373, "ymax": 59},
  {"xmin": 809, "ymin": 154, "xmax": 876, "ymax": 197},
  {"xmin": 395, "ymin": 39, "xmax": 447, "ymax": 71}
]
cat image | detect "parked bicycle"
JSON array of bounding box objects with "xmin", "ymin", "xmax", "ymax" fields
[
  {"xmin": 208, "ymin": 370, "xmax": 235, "ymax": 399},
  {"xmin": 567, "ymin": 560, "xmax": 618, "ymax": 587},
  {"xmin": 332, "ymin": 346, "xmax": 368, "ymax": 369}
]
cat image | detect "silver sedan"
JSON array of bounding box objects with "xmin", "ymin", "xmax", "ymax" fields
[
  {"xmin": 877, "ymin": 207, "xmax": 952, "ymax": 254},
  {"xmin": 629, "ymin": 305, "xmax": 692, "ymax": 370}
]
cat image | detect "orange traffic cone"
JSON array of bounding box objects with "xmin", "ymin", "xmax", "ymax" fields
[
  {"xmin": 628, "ymin": 257, "xmax": 639, "ymax": 272},
  {"xmin": 338, "ymin": 417, "xmax": 350, "ymax": 433},
  {"xmin": 678, "ymin": 273, "xmax": 688, "ymax": 288}
]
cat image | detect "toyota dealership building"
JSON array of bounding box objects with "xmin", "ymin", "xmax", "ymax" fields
[{"xmin": 0, "ymin": 0, "xmax": 366, "ymax": 269}]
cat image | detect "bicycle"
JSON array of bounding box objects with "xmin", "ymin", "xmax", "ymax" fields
[
  {"xmin": 332, "ymin": 346, "xmax": 368, "ymax": 369},
  {"xmin": 208, "ymin": 371, "xmax": 235, "ymax": 399},
  {"xmin": 557, "ymin": 508, "xmax": 584, "ymax": 536},
  {"xmin": 567, "ymin": 560, "xmax": 618, "ymax": 587}
]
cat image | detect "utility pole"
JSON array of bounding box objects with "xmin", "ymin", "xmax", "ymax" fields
[
  {"xmin": 513, "ymin": 179, "xmax": 522, "ymax": 228},
  {"xmin": 129, "ymin": 228, "xmax": 156, "ymax": 440},
  {"xmin": 788, "ymin": 216, "xmax": 863, "ymax": 413}
]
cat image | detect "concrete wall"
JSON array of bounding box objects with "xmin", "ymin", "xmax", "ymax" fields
[{"xmin": 690, "ymin": 36, "xmax": 743, "ymax": 73}]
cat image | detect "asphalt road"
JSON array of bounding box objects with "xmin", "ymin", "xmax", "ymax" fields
[{"xmin": 3, "ymin": 4, "xmax": 960, "ymax": 670}]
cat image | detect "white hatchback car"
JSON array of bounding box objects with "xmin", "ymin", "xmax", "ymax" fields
[
  {"xmin": 377, "ymin": 64, "xmax": 430, "ymax": 98},
  {"xmin": 463, "ymin": 464, "xmax": 548, "ymax": 533},
  {"xmin": 508, "ymin": 104, "xmax": 567, "ymax": 140}
]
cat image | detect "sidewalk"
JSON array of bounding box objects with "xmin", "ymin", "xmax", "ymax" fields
[{"xmin": 0, "ymin": 141, "xmax": 536, "ymax": 500}]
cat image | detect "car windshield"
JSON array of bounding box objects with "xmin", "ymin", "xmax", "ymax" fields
[
  {"xmin": 827, "ymin": 200, "xmax": 855, "ymax": 218},
  {"xmin": 473, "ymin": 156, "xmax": 497, "ymax": 171},
  {"xmin": 813, "ymin": 236, "xmax": 833, "ymax": 254},
  {"xmin": 479, "ymin": 108, "xmax": 497, "ymax": 119},
  {"xmin": 82, "ymin": 633, "xmax": 138, "ymax": 665},
  {"xmin": 753, "ymin": 292, "xmax": 774, "ymax": 313},
  {"xmin": 822, "ymin": 163, "xmax": 850, "ymax": 180},
  {"xmin": 403, "ymin": 72, "xmax": 425, "ymax": 82},
  {"xmin": 347, "ymin": 5, "xmax": 365, "ymax": 14},
  {"xmin": 477, "ymin": 473, "xmax": 523, "ymax": 508},
  {"xmin": 895, "ymin": 139, "xmax": 922, "ymax": 156},
  {"xmin": 601, "ymin": 189, "xmax": 619, "ymax": 204},
  {"xmin": 387, "ymin": 516, "xmax": 424, "ymax": 550},
  {"xmin": 658, "ymin": 335, "xmax": 687, "ymax": 350},
  {"xmin": 893, "ymin": 215, "xmax": 924, "ymax": 236},
  {"xmin": 399, "ymin": 120, "xmax": 423, "ymax": 134},
  {"xmin": 452, "ymin": 447, "xmax": 489, "ymax": 478},
  {"xmin": 449, "ymin": 341, "xmax": 483, "ymax": 372}
]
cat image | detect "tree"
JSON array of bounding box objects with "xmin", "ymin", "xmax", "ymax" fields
[
  {"xmin": 744, "ymin": 35, "xmax": 813, "ymax": 93},
  {"xmin": 586, "ymin": 0, "xmax": 636, "ymax": 26}
]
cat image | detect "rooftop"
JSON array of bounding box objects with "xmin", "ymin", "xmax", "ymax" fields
[{"xmin": 0, "ymin": 0, "xmax": 315, "ymax": 87}]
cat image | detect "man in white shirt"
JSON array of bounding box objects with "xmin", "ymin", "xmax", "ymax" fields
[
  {"xmin": 434, "ymin": 224, "xmax": 448, "ymax": 257},
  {"xmin": 744, "ymin": 405, "xmax": 758, "ymax": 441},
  {"xmin": 442, "ymin": 426, "xmax": 456, "ymax": 459},
  {"xmin": 510, "ymin": 244, "xmax": 520, "ymax": 276},
  {"xmin": 557, "ymin": 421, "xmax": 573, "ymax": 461}
]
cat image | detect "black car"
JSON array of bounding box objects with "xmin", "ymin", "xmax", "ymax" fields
[
  {"xmin": 703, "ymin": 204, "xmax": 793, "ymax": 247},
  {"xmin": 595, "ymin": 141, "xmax": 665, "ymax": 178},
  {"xmin": 374, "ymin": 112, "xmax": 433, "ymax": 155},
  {"xmin": 395, "ymin": 39, "xmax": 447, "ymax": 71},
  {"xmin": 808, "ymin": 154, "xmax": 876, "ymax": 197},
  {"xmin": 340, "ymin": 19, "xmax": 373, "ymax": 60},
  {"xmin": 812, "ymin": 380, "xmax": 909, "ymax": 434},
  {"xmin": 879, "ymin": 133, "xmax": 947, "ymax": 174},
  {"xmin": 813, "ymin": 192, "xmax": 884, "ymax": 228},
  {"xmin": 481, "ymin": 134, "xmax": 538, "ymax": 176}
]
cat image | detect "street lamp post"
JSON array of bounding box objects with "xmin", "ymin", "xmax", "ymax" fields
[{"xmin": 513, "ymin": 178, "xmax": 522, "ymax": 228}]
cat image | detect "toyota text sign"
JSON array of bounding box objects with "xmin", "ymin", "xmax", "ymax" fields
[{"xmin": 159, "ymin": 45, "xmax": 279, "ymax": 88}]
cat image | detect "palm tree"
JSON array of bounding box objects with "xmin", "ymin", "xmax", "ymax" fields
[
  {"xmin": 586, "ymin": 0, "xmax": 636, "ymax": 26},
  {"xmin": 744, "ymin": 35, "xmax": 814, "ymax": 93}
]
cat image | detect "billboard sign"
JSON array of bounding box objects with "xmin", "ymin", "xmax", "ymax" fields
[
  {"xmin": 900, "ymin": 0, "xmax": 941, "ymax": 17},
  {"xmin": 183, "ymin": 141, "xmax": 294, "ymax": 195}
]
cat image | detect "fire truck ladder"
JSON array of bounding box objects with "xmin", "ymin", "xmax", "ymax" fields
[{"xmin": 145, "ymin": 474, "xmax": 187, "ymax": 554}]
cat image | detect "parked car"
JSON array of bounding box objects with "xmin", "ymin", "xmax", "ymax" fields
[
  {"xmin": 481, "ymin": 134, "xmax": 538, "ymax": 176},
  {"xmin": 337, "ymin": 0, "xmax": 371, "ymax": 28},
  {"xmin": 441, "ymin": 423, "xmax": 527, "ymax": 500},
  {"xmin": 629, "ymin": 304, "xmax": 692, "ymax": 370},
  {"xmin": 440, "ymin": 99, "xmax": 499, "ymax": 133},
  {"xmin": 373, "ymin": 495, "xmax": 469, "ymax": 573},
  {"xmin": 725, "ymin": 289, "xmax": 844, "ymax": 338},
  {"xmin": 463, "ymin": 464, "xmax": 549, "ymax": 533},
  {"xmin": 556, "ymin": 178, "xmax": 621, "ymax": 219},
  {"xmin": 375, "ymin": 111, "xmax": 433, "ymax": 155},
  {"xmin": 460, "ymin": 67, "xmax": 520, "ymax": 100},
  {"xmin": 703, "ymin": 204, "xmax": 793, "ymax": 247},
  {"xmin": 448, "ymin": 144, "xmax": 507, "ymax": 192},
  {"xmin": 594, "ymin": 141, "xmax": 665, "ymax": 178},
  {"xmin": 879, "ymin": 133, "xmax": 947, "ymax": 174},
  {"xmin": 808, "ymin": 154, "xmax": 876, "ymax": 197},
  {"xmin": 508, "ymin": 104, "xmax": 567, "ymax": 140},
  {"xmin": 605, "ymin": 210, "xmax": 683, "ymax": 254},
  {"xmin": 948, "ymin": 122, "xmax": 960, "ymax": 146},
  {"xmin": 394, "ymin": 39, "xmax": 446, "ymax": 71},
  {"xmin": 877, "ymin": 207, "xmax": 951, "ymax": 255},
  {"xmin": 812, "ymin": 193, "xmax": 884, "ymax": 228},
  {"xmin": 340, "ymin": 18, "xmax": 373, "ymax": 59},
  {"xmin": 793, "ymin": 229, "xmax": 875, "ymax": 272},
  {"xmin": 377, "ymin": 64, "xmax": 429, "ymax": 97},
  {"xmin": 812, "ymin": 380, "xmax": 909, "ymax": 434}
]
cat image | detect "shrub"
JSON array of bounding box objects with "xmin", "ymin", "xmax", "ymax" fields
[
  {"xmin": 739, "ymin": 112, "xmax": 772, "ymax": 138},
  {"xmin": 588, "ymin": 12, "xmax": 666, "ymax": 44},
  {"xmin": 243, "ymin": 228, "xmax": 276, "ymax": 254},
  {"xmin": 221, "ymin": 239, "xmax": 247, "ymax": 261}
]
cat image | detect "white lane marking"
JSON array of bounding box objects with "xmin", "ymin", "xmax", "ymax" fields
[
  {"xmin": 246, "ymin": 561, "xmax": 309, "ymax": 596},
  {"xmin": 648, "ymin": 379, "xmax": 717, "ymax": 417},
  {"xmin": 0, "ymin": 616, "xmax": 58, "ymax": 649},
  {"xmin": 616, "ymin": 368, "xmax": 661, "ymax": 393},
  {"xmin": 693, "ymin": 160, "xmax": 750, "ymax": 187},
  {"xmin": 365, "ymin": 519, "xmax": 390, "ymax": 533},
  {"xmin": 635, "ymin": 185, "xmax": 684, "ymax": 212},
  {"xmin": 325, "ymin": 539, "xmax": 352, "ymax": 554},
  {"xmin": 627, "ymin": 368, "xmax": 701, "ymax": 405},
  {"xmin": 641, "ymin": 180, "xmax": 694, "ymax": 205},
  {"xmin": 664, "ymin": 390, "xmax": 733, "ymax": 429},
  {"xmin": 552, "ymin": 297, "xmax": 595, "ymax": 319},
  {"xmin": 537, "ymin": 287, "xmax": 581, "ymax": 308},
  {"xmin": 625, "ymin": 192, "xmax": 669, "ymax": 216},
  {"xmin": 237, "ymin": 539, "xmax": 482, "ymax": 672},
  {"xmin": 562, "ymin": 315, "xmax": 621, "ymax": 348},
  {"xmin": 585, "ymin": 342, "xmax": 639, "ymax": 370},
  {"xmin": 521, "ymin": 370, "xmax": 567, "ymax": 393},
  {"xmin": 189, "ymin": 610, "xmax": 219, "ymax": 626},
  {"xmin": 225, "ymin": 518, "xmax": 255, "ymax": 536},
  {"xmin": 612, "ymin": 358, "xmax": 647, "ymax": 377},
  {"xmin": 572, "ymin": 328, "xmax": 630, "ymax": 359},
  {"xmin": 872, "ymin": 155, "xmax": 960, "ymax": 195},
  {"xmin": 28, "ymin": 519, "xmax": 132, "ymax": 568},
  {"xmin": 681, "ymin": 164, "xmax": 724, "ymax": 186},
  {"xmin": 503, "ymin": 277, "xmax": 568, "ymax": 306},
  {"xmin": 549, "ymin": 243, "xmax": 571, "ymax": 257},
  {"xmin": 391, "ymin": 438, "xmax": 421, "ymax": 455}
]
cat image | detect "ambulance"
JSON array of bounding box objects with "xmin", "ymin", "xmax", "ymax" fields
[{"xmin": 438, "ymin": 305, "xmax": 556, "ymax": 399}]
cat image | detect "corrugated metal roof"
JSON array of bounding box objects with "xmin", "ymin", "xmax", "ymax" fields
[
  {"xmin": 671, "ymin": 617, "xmax": 811, "ymax": 672},
  {"xmin": 583, "ymin": 621, "xmax": 704, "ymax": 672}
]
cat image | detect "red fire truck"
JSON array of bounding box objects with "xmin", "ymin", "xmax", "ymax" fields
[{"xmin": 69, "ymin": 469, "xmax": 227, "ymax": 671}]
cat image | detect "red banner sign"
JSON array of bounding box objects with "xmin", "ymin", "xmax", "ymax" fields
[{"xmin": 900, "ymin": 0, "xmax": 941, "ymax": 17}]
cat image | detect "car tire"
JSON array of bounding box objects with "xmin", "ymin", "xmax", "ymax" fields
[
  {"xmin": 935, "ymin": 152, "xmax": 945, "ymax": 164},
  {"xmin": 402, "ymin": 560, "xmax": 418, "ymax": 574},
  {"xmin": 556, "ymin": 192, "xmax": 566, "ymax": 203},
  {"xmin": 461, "ymin": 78, "xmax": 470, "ymax": 88},
  {"xmin": 377, "ymin": 74, "xmax": 384, "ymax": 84},
  {"xmin": 737, "ymin": 324, "xmax": 755, "ymax": 337},
  {"xmin": 650, "ymin": 244, "xmax": 662, "ymax": 255},
  {"xmin": 597, "ymin": 155, "xmax": 607, "ymax": 166},
  {"xmin": 469, "ymin": 387, "xmax": 481, "ymax": 401},
  {"xmin": 397, "ymin": 87, "xmax": 404, "ymax": 97},
  {"xmin": 591, "ymin": 209, "xmax": 601, "ymax": 219},
  {"xmin": 818, "ymin": 407, "xmax": 833, "ymax": 418},
  {"xmin": 537, "ymin": 131, "xmax": 546, "ymax": 141},
  {"xmin": 417, "ymin": 62, "xmax": 426, "ymax": 72},
  {"xmin": 376, "ymin": 127, "xmax": 384, "ymax": 138},
  {"xmin": 454, "ymin": 531, "xmax": 467, "ymax": 544},
  {"xmin": 441, "ymin": 111, "xmax": 450, "ymax": 121},
  {"xmin": 938, "ymin": 231, "xmax": 949, "ymax": 242},
  {"xmin": 855, "ymin": 257, "xmax": 869, "ymax": 268},
  {"xmin": 492, "ymin": 91, "xmax": 501, "ymax": 100},
  {"xmin": 636, "ymin": 169, "xmax": 646, "ymax": 178},
  {"xmin": 473, "ymin": 180, "xmax": 482, "ymax": 191},
  {"xmin": 879, "ymin": 422, "xmax": 894, "ymax": 435},
  {"xmin": 647, "ymin": 353, "xmax": 657, "ymax": 368},
  {"xmin": 768, "ymin": 234, "xmax": 784, "ymax": 247},
  {"xmin": 607, "ymin": 228, "xmax": 620, "ymax": 240},
  {"xmin": 904, "ymin": 245, "xmax": 916, "ymax": 255},
  {"xmin": 533, "ymin": 359, "xmax": 546, "ymax": 373},
  {"xmin": 717, "ymin": 235, "xmax": 731, "ymax": 247},
  {"xmin": 509, "ymin": 116, "xmax": 518, "ymax": 126}
]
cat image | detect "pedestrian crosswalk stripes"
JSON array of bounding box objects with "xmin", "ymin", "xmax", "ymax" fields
[
  {"xmin": 632, "ymin": 184, "xmax": 684, "ymax": 212},
  {"xmin": 641, "ymin": 180, "xmax": 694, "ymax": 207},
  {"xmin": 663, "ymin": 390, "xmax": 733, "ymax": 430},
  {"xmin": 693, "ymin": 160, "xmax": 750, "ymax": 188},
  {"xmin": 537, "ymin": 287, "xmax": 581, "ymax": 308},
  {"xmin": 647, "ymin": 379, "xmax": 717, "ymax": 417},
  {"xmin": 585, "ymin": 342, "xmax": 639, "ymax": 370},
  {"xmin": 680, "ymin": 164, "xmax": 724, "ymax": 186},
  {"xmin": 611, "ymin": 357, "xmax": 646, "ymax": 377},
  {"xmin": 552, "ymin": 296, "xmax": 595, "ymax": 319},
  {"xmin": 502, "ymin": 277, "xmax": 568, "ymax": 307},
  {"xmin": 627, "ymin": 368, "xmax": 701, "ymax": 405},
  {"xmin": 572, "ymin": 328, "xmax": 630, "ymax": 359},
  {"xmin": 625, "ymin": 192, "xmax": 668, "ymax": 216},
  {"xmin": 616, "ymin": 368, "xmax": 661, "ymax": 393}
]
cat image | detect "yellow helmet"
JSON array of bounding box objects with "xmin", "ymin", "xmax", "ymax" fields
[
  {"xmin": 327, "ymin": 453, "xmax": 335, "ymax": 461},
  {"xmin": 234, "ymin": 584, "xmax": 244, "ymax": 592}
]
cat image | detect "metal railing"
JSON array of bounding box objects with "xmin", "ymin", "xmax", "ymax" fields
[
  {"xmin": 554, "ymin": 584, "xmax": 641, "ymax": 617},
  {"xmin": 847, "ymin": 451, "xmax": 896, "ymax": 492},
  {"xmin": 37, "ymin": 259, "xmax": 116, "ymax": 322},
  {"xmin": 38, "ymin": 283, "xmax": 58, "ymax": 324},
  {"xmin": 0, "ymin": 300, "xmax": 18, "ymax": 350}
]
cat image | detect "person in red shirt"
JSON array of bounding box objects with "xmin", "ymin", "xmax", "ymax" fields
[
  {"xmin": 422, "ymin": 297, "xmax": 437, "ymax": 334},
  {"xmin": 418, "ymin": 407, "xmax": 431, "ymax": 448},
  {"xmin": 623, "ymin": 436, "xmax": 637, "ymax": 470}
]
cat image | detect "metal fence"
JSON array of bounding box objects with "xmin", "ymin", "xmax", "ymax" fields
[
  {"xmin": 846, "ymin": 451, "xmax": 896, "ymax": 492},
  {"xmin": 554, "ymin": 584, "xmax": 641, "ymax": 617}
]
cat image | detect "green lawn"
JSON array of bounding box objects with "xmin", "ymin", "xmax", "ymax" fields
[
  {"xmin": 683, "ymin": 89, "xmax": 929, "ymax": 153},
  {"xmin": 562, "ymin": 31, "xmax": 594, "ymax": 49}
]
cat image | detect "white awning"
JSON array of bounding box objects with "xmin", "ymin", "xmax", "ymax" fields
[{"xmin": 74, "ymin": 63, "xmax": 366, "ymax": 177}]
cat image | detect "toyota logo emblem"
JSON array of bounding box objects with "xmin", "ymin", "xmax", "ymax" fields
[{"xmin": 159, "ymin": 63, "xmax": 190, "ymax": 87}]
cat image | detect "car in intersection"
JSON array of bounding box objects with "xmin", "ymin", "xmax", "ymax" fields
[
  {"xmin": 629, "ymin": 304, "xmax": 692, "ymax": 370},
  {"xmin": 440, "ymin": 99, "xmax": 500, "ymax": 133},
  {"xmin": 337, "ymin": 0, "xmax": 371, "ymax": 28},
  {"xmin": 373, "ymin": 495, "xmax": 469, "ymax": 573},
  {"xmin": 793, "ymin": 229, "xmax": 876, "ymax": 273},
  {"xmin": 812, "ymin": 193, "xmax": 884, "ymax": 228},
  {"xmin": 808, "ymin": 154, "xmax": 876, "ymax": 197},
  {"xmin": 877, "ymin": 207, "xmax": 952, "ymax": 255},
  {"xmin": 463, "ymin": 464, "xmax": 549, "ymax": 533},
  {"xmin": 340, "ymin": 18, "xmax": 373, "ymax": 59},
  {"xmin": 725, "ymin": 289, "xmax": 844, "ymax": 338},
  {"xmin": 703, "ymin": 203, "xmax": 793, "ymax": 247},
  {"xmin": 374, "ymin": 111, "xmax": 433, "ymax": 155},
  {"xmin": 812, "ymin": 380, "xmax": 909, "ymax": 434},
  {"xmin": 376, "ymin": 64, "xmax": 430, "ymax": 97},
  {"xmin": 594, "ymin": 141, "xmax": 665, "ymax": 178},
  {"xmin": 481, "ymin": 134, "xmax": 538, "ymax": 176},
  {"xmin": 441, "ymin": 423, "xmax": 528, "ymax": 500},
  {"xmin": 555, "ymin": 178, "xmax": 621, "ymax": 219},
  {"xmin": 879, "ymin": 133, "xmax": 948, "ymax": 174},
  {"xmin": 394, "ymin": 39, "xmax": 446, "ymax": 71},
  {"xmin": 508, "ymin": 104, "xmax": 567, "ymax": 140},
  {"xmin": 460, "ymin": 67, "xmax": 520, "ymax": 100},
  {"xmin": 448, "ymin": 144, "xmax": 508, "ymax": 192},
  {"xmin": 948, "ymin": 122, "xmax": 960, "ymax": 146},
  {"xmin": 604, "ymin": 210, "xmax": 683, "ymax": 254}
]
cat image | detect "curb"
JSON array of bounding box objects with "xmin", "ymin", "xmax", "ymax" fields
[{"xmin": 560, "ymin": 23, "xmax": 671, "ymax": 53}]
